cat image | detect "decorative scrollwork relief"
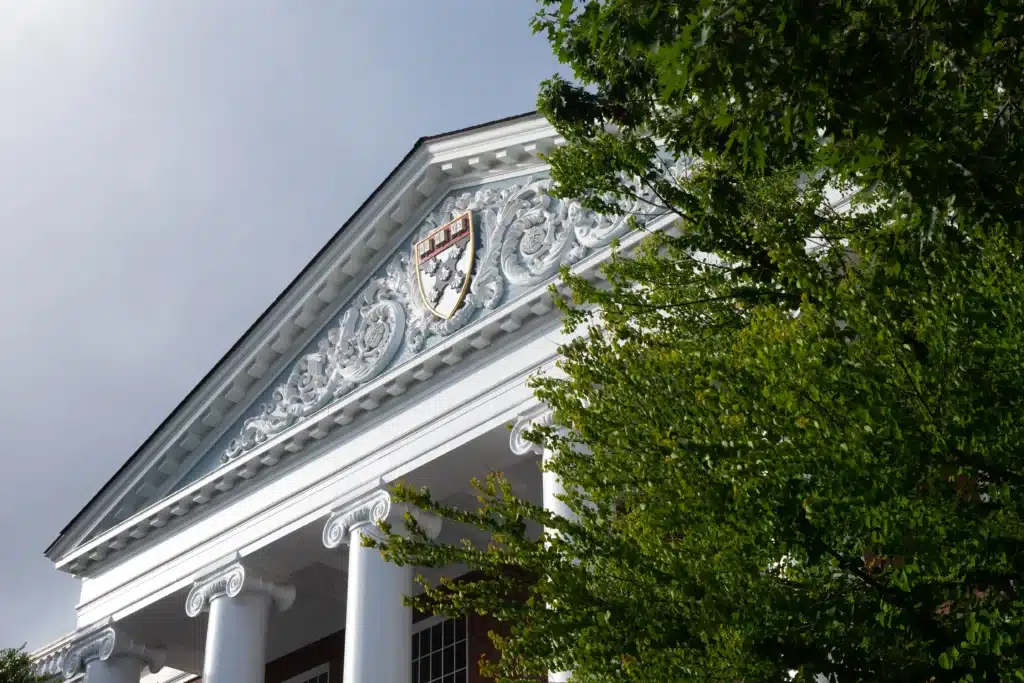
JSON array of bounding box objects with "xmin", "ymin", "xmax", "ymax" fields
[
  {"xmin": 222, "ymin": 167, "xmax": 676, "ymax": 462},
  {"xmin": 224, "ymin": 271, "xmax": 408, "ymax": 460}
]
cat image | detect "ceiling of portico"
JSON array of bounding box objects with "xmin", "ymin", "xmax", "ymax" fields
[{"xmin": 116, "ymin": 425, "xmax": 542, "ymax": 674}]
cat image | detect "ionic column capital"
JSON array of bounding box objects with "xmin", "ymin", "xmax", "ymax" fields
[
  {"xmin": 322, "ymin": 489, "xmax": 442, "ymax": 549},
  {"xmin": 185, "ymin": 562, "xmax": 295, "ymax": 618},
  {"xmin": 509, "ymin": 405, "xmax": 557, "ymax": 456},
  {"xmin": 61, "ymin": 623, "xmax": 164, "ymax": 680}
]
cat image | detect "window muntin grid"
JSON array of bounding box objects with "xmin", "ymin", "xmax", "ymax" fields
[
  {"xmin": 281, "ymin": 663, "xmax": 329, "ymax": 683},
  {"xmin": 411, "ymin": 615, "xmax": 468, "ymax": 683}
]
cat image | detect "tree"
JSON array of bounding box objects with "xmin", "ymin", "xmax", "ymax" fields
[
  {"xmin": 1, "ymin": 647, "xmax": 49, "ymax": 683},
  {"xmin": 374, "ymin": 1, "xmax": 1024, "ymax": 681}
]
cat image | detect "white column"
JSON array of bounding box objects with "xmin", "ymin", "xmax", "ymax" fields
[
  {"xmin": 511, "ymin": 406, "xmax": 578, "ymax": 683},
  {"xmin": 61, "ymin": 624, "xmax": 164, "ymax": 683},
  {"xmin": 511, "ymin": 407, "xmax": 581, "ymax": 528},
  {"xmin": 542, "ymin": 449, "xmax": 576, "ymax": 523},
  {"xmin": 323, "ymin": 489, "xmax": 442, "ymax": 683},
  {"xmin": 186, "ymin": 562, "xmax": 295, "ymax": 683}
]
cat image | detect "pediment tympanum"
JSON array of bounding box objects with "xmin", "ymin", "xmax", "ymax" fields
[
  {"xmin": 57, "ymin": 119, "xmax": 687, "ymax": 572},
  {"xmin": 172, "ymin": 172, "xmax": 656, "ymax": 487}
]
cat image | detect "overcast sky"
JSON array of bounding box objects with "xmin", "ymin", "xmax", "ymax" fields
[{"xmin": 0, "ymin": 1, "xmax": 562, "ymax": 652}]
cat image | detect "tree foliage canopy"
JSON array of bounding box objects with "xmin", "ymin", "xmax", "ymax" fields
[
  {"xmin": 375, "ymin": 1, "xmax": 1024, "ymax": 681},
  {"xmin": 1, "ymin": 648, "xmax": 48, "ymax": 683}
]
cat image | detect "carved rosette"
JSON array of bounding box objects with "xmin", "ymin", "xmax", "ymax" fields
[
  {"xmin": 500, "ymin": 181, "xmax": 592, "ymax": 286},
  {"xmin": 222, "ymin": 165, "xmax": 678, "ymax": 463},
  {"xmin": 185, "ymin": 563, "xmax": 296, "ymax": 618},
  {"xmin": 61, "ymin": 624, "xmax": 164, "ymax": 680},
  {"xmin": 509, "ymin": 406, "xmax": 556, "ymax": 456},
  {"xmin": 322, "ymin": 489, "xmax": 442, "ymax": 548}
]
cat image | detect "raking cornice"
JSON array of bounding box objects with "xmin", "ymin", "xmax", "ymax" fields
[
  {"xmin": 57, "ymin": 210, "xmax": 680, "ymax": 576},
  {"xmin": 46, "ymin": 113, "xmax": 558, "ymax": 562}
]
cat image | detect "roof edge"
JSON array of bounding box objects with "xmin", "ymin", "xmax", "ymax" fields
[{"xmin": 45, "ymin": 111, "xmax": 540, "ymax": 557}]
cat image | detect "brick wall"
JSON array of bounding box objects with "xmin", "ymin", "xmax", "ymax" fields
[
  {"xmin": 264, "ymin": 631, "xmax": 344, "ymax": 683},
  {"xmin": 467, "ymin": 611, "xmax": 505, "ymax": 683},
  {"xmin": 262, "ymin": 574, "xmax": 513, "ymax": 683}
]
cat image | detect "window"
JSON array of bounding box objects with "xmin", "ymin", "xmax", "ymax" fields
[
  {"xmin": 282, "ymin": 663, "xmax": 329, "ymax": 683},
  {"xmin": 412, "ymin": 615, "xmax": 468, "ymax": 683}
]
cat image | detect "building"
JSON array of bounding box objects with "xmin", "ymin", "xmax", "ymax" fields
[{"xmin": 31, "ymin": 113, "xmax": 675, "ymax": 683}]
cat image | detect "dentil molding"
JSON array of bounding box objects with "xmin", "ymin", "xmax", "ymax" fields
[
  {"xmin": 185, "ymin": 562, "xmax": 296, "ymax": 618},
  {"xmin": 322, "ymin": 489, "xmax": 443, "ymax": 547},
  {"xmin": 61, "ymin": 623, "xmax": 164, "ymax": 680}
]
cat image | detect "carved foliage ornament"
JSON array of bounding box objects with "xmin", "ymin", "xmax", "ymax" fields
[
  {"xmin": 61, "ymin": 625, "xmax": 164, "ymax": 680},
  {"xmin": 224, "ymin": 173, "xmax": 669, "ymax": 461}
]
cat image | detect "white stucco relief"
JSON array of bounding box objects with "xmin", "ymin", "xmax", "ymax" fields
[{"xmin": 224, "ymin": 176, "xmax": 665, "ymax": 462}]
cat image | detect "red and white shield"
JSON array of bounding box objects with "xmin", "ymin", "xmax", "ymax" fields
[{"xmin": 413, "ymin": 212, "xmax": 475, "ymax": 319}]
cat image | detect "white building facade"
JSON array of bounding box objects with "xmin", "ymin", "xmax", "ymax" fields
[{"xmin": 31, "ymin": 113, "xmax": 675, "ymax": 683}]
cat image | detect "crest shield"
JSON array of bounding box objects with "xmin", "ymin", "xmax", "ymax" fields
[{"xmin": 413, "ymin": 212, "xmax": 476, "ymax": 319}]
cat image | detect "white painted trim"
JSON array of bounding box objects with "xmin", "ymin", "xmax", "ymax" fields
[
  {"xmin": 50, "ymin": 114, "xmax": 559, "ymax": 561},
  {"xmin": 61, "ymin": 207, "xmax": 679, "ymax": 576},
  {"xmin": 144, "ymin": 161, "xmax": 547, "ymax": 507},
  {"xmin": 67, "ymin": 210, "xmax": 677, "ymax": 629},
  {"xmin": 412, "ymin": 614, "xmax": 449, "ymax": 634},
  {"xmin": 72, "ymin": 325, "xmax": 568, "ymax": 627}
]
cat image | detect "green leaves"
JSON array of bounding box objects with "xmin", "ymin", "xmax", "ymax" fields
[
  {"xmin": 373, "ymin": 2, "xmax": 1024, "ymax": 681},
  {"xmin": 0, "ymin": 647, "xmax": 48, "ymax": 683}
]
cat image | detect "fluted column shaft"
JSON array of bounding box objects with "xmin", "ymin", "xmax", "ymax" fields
[
  {"xmin": 323, "ymin": 490, "xmax": 441, "ymax": 683},
  {"xmin": 186, "ymin": 562, "xmax": 295, "ymax": 683}
]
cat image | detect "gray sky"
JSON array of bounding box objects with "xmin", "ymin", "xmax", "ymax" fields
[{"xmin": 0, "ymin": 1, "xmax": 562, "ymax": 652}]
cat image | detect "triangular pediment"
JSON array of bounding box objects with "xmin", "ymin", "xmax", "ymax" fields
[{"xmin": 49, "ymin": 112, "xmax": 671, "ymax": 574}]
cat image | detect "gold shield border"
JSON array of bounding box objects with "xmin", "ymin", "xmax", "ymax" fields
[{"xmin": 413, "ymin": 211, "xmax": 476, "ymax": 320}]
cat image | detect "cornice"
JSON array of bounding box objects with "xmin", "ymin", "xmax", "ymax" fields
[
  {"xmin": 57, "ymin": 210, "xmax": 679, "ymax": 576},
  {"xmin": 73, "ymin": 347, "xmax": 554, "ymax": 627},
  {"xmin": 48, "ymin": 114, "xmax": 559, "ymax": 560}
]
